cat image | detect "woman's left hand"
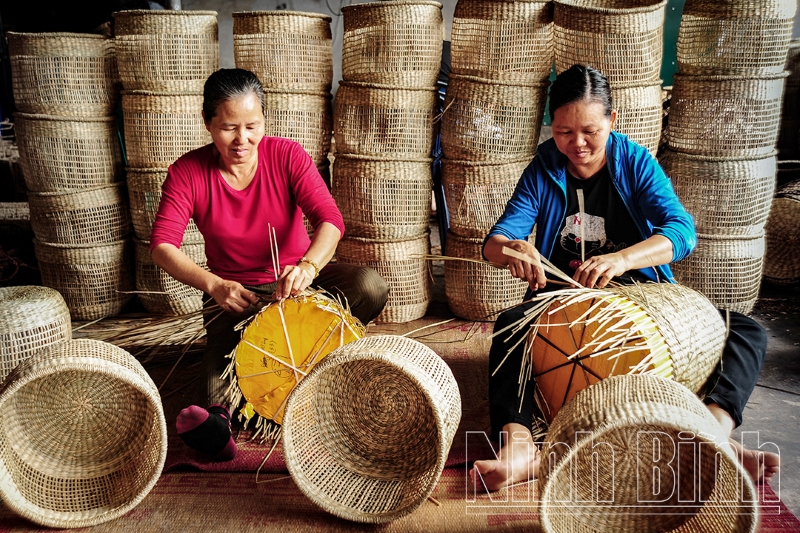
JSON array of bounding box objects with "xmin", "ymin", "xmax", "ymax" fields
[
  {"xmin": 573, "ymin": 253, "xmax": 629, "ymax": 289},
  {"xmin": 275, "ymin": 263, "xmax": 315, "ymax": 299}
]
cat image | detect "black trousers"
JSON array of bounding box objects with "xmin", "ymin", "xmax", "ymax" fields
[{"xmin": 488, "ymin": 302, "xmax": 767, "ymax": 442}]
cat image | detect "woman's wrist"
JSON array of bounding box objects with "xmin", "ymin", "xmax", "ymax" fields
[{"xmin": 297, "ymin": 257, "xmax": 320, "ymax": 278}]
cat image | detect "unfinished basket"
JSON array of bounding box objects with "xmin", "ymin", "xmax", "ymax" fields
[
  {"xmin": 331, "ymin": 154, "xmax": 432, "ymax": 240},
  {"xmin": 122, "ymin": 91, "xmax": 210, "ymax": 167},
  {"xmin": 661, "ymin": 150, "xmax": 776, "ymax": 236},
  {"xmin": 233, "ymin": 11, "xmax": 333, "ymax": 92},
  {"xmin": 335, "ymin": 234, "xmax": 431, "ymax": 323},
  {"xmin": 451, "ymin": 0, "xmax": 553, "ymax": 84},
  {"xmin": 442, "ymin": 75, "xmax": 547, "ymax": 162},
  {"xmin": 612, "ymin": 82, "xmax": 662, "ymax": 156},
  {"xmin": 134, "ymin": 239, "xmax": 205, "ymax": 315},
  {"xmin": 283, "ymin": 334, "xmax": 460, "ymax": 523},
  {"xmin": 668, "ymin": 73, "xmax": 787, "ymax": 158},
  {"xmin": 764, "ymin": 179, "xmax": 800, "ymax": 284},
  {"xmin": 0, "ymin": 339, "xmax": 167, "ymax": 528},
  {"xmin": 34, "ymin": 239, "xmax": 134, "ymax": 321},
  {"xmin": 0, "ymin": 286, "xmax": 71, "ymax": 382},
  {"xmin": 672, "ymin": 233, "xmax": 765, "ymax": 314},
  {"xmin": 677, "ymin": 0, "xmax": 795, "ymax": 76},
  {"xmin": 539, "ymin": 374, "xmax": 757, "ymax": 533},
  {"xmin": 113, "ymin": 10, "xmax": 218, "ymax": 92},
  {"xmin": 553, "ymin": 0, "xmax": 667, "ymax": 86},
  {"xmin": 263, "ymin": 89, "xmax": 332, "ymax": 167},
  {"xmin": 341, "ymin": 1, "xmax": 443, "ymax": 88},
  {"xmin": 6, "ymin": 32, "xmax": 120, "ymax": 117}
]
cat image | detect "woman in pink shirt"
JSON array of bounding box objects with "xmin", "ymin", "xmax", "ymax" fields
[{"xmin": 150, "ymin": 69, "xmax": 388, "ymax": 460}]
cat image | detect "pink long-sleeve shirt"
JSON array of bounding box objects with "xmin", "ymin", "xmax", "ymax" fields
[{"xmin": 150, "ymin": 136, "xmax": 344, "ymax": 285}]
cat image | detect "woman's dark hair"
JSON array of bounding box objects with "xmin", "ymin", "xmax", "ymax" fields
[
  {"xmin": 548, "ymin": 64, "xmax": 613, "ymax": 121},
  {"xmin": 202, "ymin": 68, "xmax": 265, "ymax": 121}
]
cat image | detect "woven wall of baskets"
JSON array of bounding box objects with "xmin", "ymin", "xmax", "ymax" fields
[
  {"xmin": 263, "ymin": 90, "xmax": 332, "ymax": 167},
  {"xmin": 135, "ymin": 239, "xmax": 206, "ymax": 315},
  {"xmin": 764, "ymin": 179, "xmax": 800, "ymax": 285},
  {"xmin": 611, "ymin": 83, "xmax": 663, "ymax": 156},
  {"xmin": 114, "ymin": 10, "xmax": 218, "ymax": 92},
  {"xmin": 126, "ymin": 168, "xmax": 204, "ymax": 243}
]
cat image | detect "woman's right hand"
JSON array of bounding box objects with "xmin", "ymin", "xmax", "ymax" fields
[
  {"xmin": 209, "ymin": 279, "xmax": 260, "ymax": 313},
  {"xmin": 504, "ymin": 240, "xmax": 547, "ymax": 292}
]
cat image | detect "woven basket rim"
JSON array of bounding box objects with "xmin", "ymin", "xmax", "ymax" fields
[
  {"xmin": 121, "ymin": 89, "xmax": 204, "ymax": 96},
  {"xmin": 263, "ymin": 88, "xmax": 331, "ymax": 98},
  {"xmin": 445, "ymin": 230, "xmax": 483, "ymax": 245},
  {"xmin": 6, "ymin": 31, "xmax": 109, "ymax": 41},
  {"xmin": 673, "ymin": 71, "xmax": 789, "ymax": 82},
  {"xmin": 341, "ymin": 232, "xmax": 430, "ymax": 245},
  {"xmin": 610, "ymin": 79, "xmax": 664, "ymax": 90},
  {"xmin": 442, "ymin": 156, "xmax": 532, "ymax": 167},
  {"xmin": 27, "ymin": 182, "xmax": 125, "ymax": 198},
  {"xmin": 341, "ymin": 0, "xmax": 443, "ymax": 12},
  {"xmin": 13, "ymin": 112, "xmax": 118, "ymax": 123},
  {"xmin": 696, "ymin": 232, "xmax": 766, "ymax": 241},
  {"xmin": 232, "ymin": 10, "xmax": 332, "ymax": 21},
  {"xmin": 661, "ymin": 149, "xmax": 777, "ymax": 163},
  {"xmin": 113, "ymin": 9, "xmax": 218, "ymax": 17},
  {"xmin": 449, "ymin": 72, "xmax": 550, "ymax": 88},
  {"xmin": 126, "ymin": 167, "xmax": 170, "ymax": 173},
  {"xmin": 553, "ymin": 0, "xmax": 668, "ymax": 15},
  {"xmin": 334, "ymin": 153, "xmax": 433, "ymax": 163},
  {"xmin": 32, "ymin": 238, "xmax": 128, "ymax": 250},
  {"xmin": 337, "ymin": 81, "xmax": 437, "ymax": 92}
]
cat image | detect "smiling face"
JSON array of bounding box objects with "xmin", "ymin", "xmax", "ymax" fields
[
  {"xmin": 551, "ymin": 100, "xmax": 617, "ymax": 179},
  {"xmin": 203, "ymin": 91, "xmax": 265, "ymax": 169}
]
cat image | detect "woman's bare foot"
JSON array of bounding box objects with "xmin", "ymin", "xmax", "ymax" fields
[
  {"xmin": 468, "ymin": 423, "xmax": 541, "ymax": 492},
  {"xmin": 729, "ymin": 437, "xmax": 780, "ymax": 483}
]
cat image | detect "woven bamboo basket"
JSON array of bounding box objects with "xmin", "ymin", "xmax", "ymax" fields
[
  {"xmin": 34, "ymin": 239, "xmax": 135, "ymax": 321},
  {"xmin": 341, "ymin": 1, "xmax": 443, "ymax": 88},
  {"xmin": 335, "ymin": 234, "xmax": 431, "ymax": 323},
  {"xmin": 672, "ymin": 233, "xmax": 765, "ymax": 314},
  {"xmin": 283, "ymin": 334, "xmax": 460, "ymax": 523},
  {"xmin": 441, "ymin": 158, "xmax": 528, "ymax": 238},
  {"xmin": 661, "ymin": 150, "xmax": 776, "ymax": 236},
  {"xmin": 134, "ymin": 239, "xmax": 205, "ymax": 315},
  {"xmin": 553, "ymin": 0, "xmax": 667, "ymax": 86},
  {"xmin": 451, "ymin": 0, "xmax": 553, "ymax": 84},
  {"xmin": 0, "ymin": 339, "xmax": 167, "ymax": 528},
  {"xmin": 667, "ymin": 73, "xmax": 787, "ymax": 158},
  {"xmin": 539, "ymin": 374, "xmax": 757, "ymax": 533},
  {"xmin": 333, "ymin": 82, "xmax": 437, "ymax": 158},
  {"xmin": 263, "ymin": 89, "xmax": 332, "ymax": 167},
  {"xmin": 677, "ymin": 0, "xmax": 795, "ymax": 76},
  {"xmin": 441, "ymin": 75, "xmax": 547, "ymax": 162},
  {"xmin": 611, "ymin": 82, "xmax": 663, "ymax": 157},
  {"xmin": 6, "ymin": 32, "xmax": 120, "ymax": 117},
  {"xmin": 764, "ymin": 180, "xmax": 800, "ymax": 284},
  {"xmin": 331, "ymin": 154, "xmax": 432, "ymax": 240},
  {"xmin": 233, "ymin": 11, "xmax": 333, "ymax": 92},
  {"xmin": 113, "ymin": 10, "xmax": 218, "ymax": 92},
  {"xmin": 121, "ymin": 91, "xmax": 210, "ymax": 168},
  {"xmin": 0, "ymin": 286, "xmax": 71, "ymax": 382},
  {"xmin": 28, "ymin": 184, "xmax": 131, "ymax": 245}
]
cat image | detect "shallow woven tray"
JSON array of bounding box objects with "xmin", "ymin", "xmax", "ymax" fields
[
  {"xmin": 661, "ymin": 150, "xmax": 776, "ymax": 236},
  {"xmin": 764, "ymin": 179, "xmax": 800, "ymax": 284},
  {"xmin": 611, "ymin": 82, "xmax": 663, "ymax": 156},
  {"xmin": 283, "ymin": 334, "xmax": 460, "ymax": 523},
  {"xmin": 0, "ymin": 338, "xmax": 167, "ymax": 528},
  {"xmin": 442, "ymin": 75, "xmax": 547, "ymax": 162},
  {"xmin": 341, "ymin": 1, "xmax": 443, "ymax": 88},
  {"xmin": 0, "ymin": 286, "xmax": 71, "ymax": 382},
  {"xmin": 331, "ymin": 154, "xmax": 433, "ymax": 240},
  {"xmin": 34, "ymin": 239, "xmax": 135, "ymax": 321},
  {"xmin": 335, "ymin": 234, "xmax": 431, "ymax": 323},
  {"xmin": 539, "ymin": 374, "xmax": 757, "ymax": 533},
  {"xmin": 333, "ymin": 82, "xmax": 437, "ymax": 158},
  {"xmin": 451, "ymin": 0, "xmax": 553, "ymax": 84},
  {"xmin": 134, "ymin": 239, "xmax": 206, "ymax": 316},
  {"xmin": 6, "ymin": 32, "xmax": 120, "ymax": 117},
  {"xmin": 263, "ymin": 89, "xmax": 332, "ymax": 167},
  {"xmin": 671, "ymin": 233, "xmax": 765, "ymax": 314},
  {"xmin": 553, "ymin": 0, "xmax": 667, "ymax": 86},
  {"xmin": 113, "ymin": 10, "xmax": 218, "ymax": 92}
]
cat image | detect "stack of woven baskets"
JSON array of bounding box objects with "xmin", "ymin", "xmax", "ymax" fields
[
  {"xmin": 440, "ymin": 0, "xmax": 552, "ymax": 320},
  {"xmin": 662, "ymin": 0, "xmax": 795, "ymax": 314},
  {"xmin": 331, "ymin": 1, "xmax": 443, "ymax": 323},
  {"xmin": 8, "ymin": 32, "xmax": 134, "ymax": 321},
  {"xmin": 115, "ymin": 10, "xmax": 218, "ymax": 315}
]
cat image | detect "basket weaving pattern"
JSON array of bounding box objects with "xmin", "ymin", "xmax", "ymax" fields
[
  {"xmin": 764, "ymin": 180, "xmax": 800, "ymax": 284},
  {"xmin": 0, "ymin": 286, "xmax": 71, "ymax": 382},
  {"xmin": 341, "ymin": 1, "xmax": 443, "ymax": 88},
  {"xmin": 126, "ymin": 168, "xmax": 203, "ymax": 243},
  {"xmin": 539, "ymin": 374, "xmax": 757, "ymax": 533},
  {"xmin": 263, "ymin": 90, "xmax": 332, "ymax": 166},
  {"xmin": 113, "ymin": 10, "xmax": 218, "ymax": 92},
  {"xmin": 283, "ymin": 335, "xmax": 461, "ymax": 523},
  {"xmin": 135, "ymin": 240, "xmax": 206, "ymax": 315},
  {"xmin": 0, "ymin": 339, "xmax": 167, "ymax": 528},
  {"xmin": 611, "ymin": 83, "xmax": 663, "ymax": 156}
]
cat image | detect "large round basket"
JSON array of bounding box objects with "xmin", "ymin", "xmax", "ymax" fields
[
  {"xmin": 611, "ymin": 82, "xmax": 663, "ymax": 157},
  {"xmin": 0, "ymin": 339, "xmax": 167, "ymax": 528},
  {"xmin": 134, "ymin": 239, "xmax": 206, "ymax": 315},
  {"xmin": 233, "ymin": 11, "xmax": 333, "ymax": 92},
  {"xmin": 0, "ymin": 286, "xmax": 71, "ymax": 382},
  {"xmin": 676, "ymin": 0, "xmax": 795, "ymax": 76},
  {"xmin": 333, "ymin": 82, "xmax": 437, "ymax": 158},
  {"xmin": 335, "ymin": 234, "xmax": 431, "ymax": 323},
  {"xmin": 27, "ymin": 184, "xmax": 131, "ymax": 245},
  {"xmin": 331, "ymin": 154, "xmax": 433, "ymax": 240},
  {"xmin": 553, "ymin": 0, "xmax": 667, "ymax": 86},
  {"xmin": 113, "ymin": 10, "xmax": 218, "ymax": 92},
  {"xmin": 341, "ymin": 1, "xmax": 443, "ymax": 88},
  {"xmin": 283, "ymin": 335, "xmax": 461, "ymax": 523},
  {"xmin": 442, "ymin": 75, "xmax": 547, "ymax": 162},
  {"xmin": 34, "ymin": 239, "xmax": 135, "ymax": 321},
  {"xmin": 672, "ymin": 233, "xmax": 765, "ymax": 314},
  {"xmin": 6, "ymin": 32, "xmax": 119, "ymax": 117},
  {"xmin": 764, "ymin": 179, "xmax": 800, "ymax": 285},
  {"xmin": 451, "ymin": 0, "xmax": 553, "ymax": 84},
  {"xmin": 667, "ymin": 73, "xmax": 787, "ymax": 158},
  {"xmin": 661, "ymin": 149, "xmax": 776, "ymax": 236},
  {"xmin": 263, "ymin": 89, "xmax": 332, "ymax": 167},
  {"xmin": 442, "ymin": 158, "xmax": 529, "ymax": 238},
  {"xmin": 539, "ymin": 374, "xmax": 757, "ymax": 533},
  {"xmin": 14, "ymin": 113, "xmax": 123, "ymax": 192}
]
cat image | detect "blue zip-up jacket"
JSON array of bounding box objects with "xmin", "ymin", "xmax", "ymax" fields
[{"xmin": 486, "ymin": 132, "xmax": 697, "ymax": 298}]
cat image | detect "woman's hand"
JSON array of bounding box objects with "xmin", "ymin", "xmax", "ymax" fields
[
  {"xmin": 573, "ymin": 253, "xmax": 628, "ymax": 289},
  {"xmin": 209, "ymin": 279, "xmax": 260, "ymax": 313},
  {"xmin": 504, "ymin": 240, "xmax": 548, "ymax": 292},
  {"xmin": 275, "ymin": 263, "xmax": 315, "ymax": 300}
]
